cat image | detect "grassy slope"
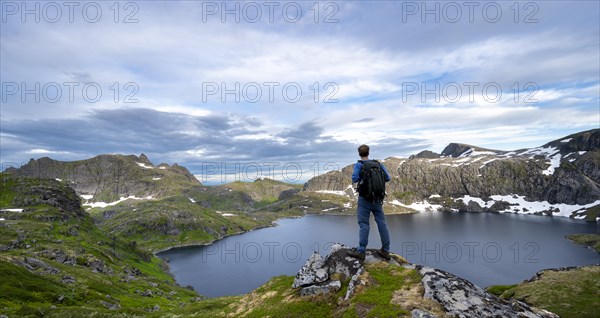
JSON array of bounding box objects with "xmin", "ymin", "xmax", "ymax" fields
[
  {"xmin": 487, "ymin": 266, "xmax": 600, "ymax": 318},
  {"xmin": 166, "ymin": 261, "xmax": 447, "ymax": 318},
  {"xmin": 565, "ymin": 234, "xmax": 600, "ymax": 253},
  {"xmin": 0, "ymin": 175, "xmax": 200, "ymax": 316},
  {"xmin": 87, "ymin": 196, "xmax": 274, "ymax": 251}
]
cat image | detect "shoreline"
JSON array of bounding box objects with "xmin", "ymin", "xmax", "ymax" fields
[{"xmin": 153, "ymin": 214, "xmax": 306, "ymax": 255}]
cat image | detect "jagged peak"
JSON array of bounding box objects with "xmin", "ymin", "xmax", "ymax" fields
[
  {"xmin": 542, "ymin": 129, "xmax": 600, "ymax": 153},
  {"xmin": 441, "ymin": 143, "xmax": 499, "ymax": 158},
  {"xmin": 138, "ymin": 153, "xmax": 152, "ymax": 165},
  {"xmin": 411, "ymin": 150, "xmax": 440, "ymax": 159}
]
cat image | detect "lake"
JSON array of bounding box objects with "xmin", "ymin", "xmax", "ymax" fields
[{"xmin": 157, "ymin": 212, "xmax": 600, "ymax": 298}]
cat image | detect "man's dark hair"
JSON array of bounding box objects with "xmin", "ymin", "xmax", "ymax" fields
[{"xmin": 358, "ymin": 144, "xmax": 370, "ymax": 157}]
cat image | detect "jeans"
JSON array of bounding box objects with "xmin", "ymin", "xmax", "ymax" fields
[{"xmin": 357, "ymin": 196, "xmax": 391, "ymax": 253}]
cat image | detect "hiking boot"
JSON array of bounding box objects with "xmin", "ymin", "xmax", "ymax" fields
[
  {"xmin": 347, "ymin": 248, "xmax": 366, "ymax": 261},
  {"xmin": 377, "ymin": 249, "xmax": 391, "ymax": 260}
]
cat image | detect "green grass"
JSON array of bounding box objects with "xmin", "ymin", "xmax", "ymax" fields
[
  {"xmin": 565, "ymin": 234, "xmax": 600, "ymax": 252},
  {"xmin": 486, "ymin": 284, "xmax": 517, "ymax": 298},
  {"xmin": 343, "ymin": 263, "xmax": 419, "ymax": 317},
  {"xmin": 490, "ymin": 266, "xmax": 600, "ymax": 318},
  {"xmin": 0, "ymin": 175, "xmax": 201, "ymax": 316}
]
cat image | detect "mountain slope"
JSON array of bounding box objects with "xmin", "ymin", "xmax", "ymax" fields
[
  {"xmin": 10, "ymin": 154, "xmax": 199, "ymax": 203},
  {"xmin": 302, "ymin": 129, "xmax": 600, "ymax": 220},
  {"xmin": 0, "ymin": 174, "xmax": 201, "ymax": 316}
]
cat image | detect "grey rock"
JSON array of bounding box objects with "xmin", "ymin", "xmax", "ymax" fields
[
  {"xmin": 148, "ymin": 305, "xmax": 160, "ymax": 312},
  {"xmin": 411, "ymin": 309, "xmax": 439, "ymax": 318},
  {"xmin": 299, "ymin": 280, "xmax": 341, "ymax": 296},
  {"xmin": 419, "ymin": 266, "xmax": 558, "ymax": 318},
  {"xmin": 292, "ymin": 251, "xmax": 328, "ymax": 288},
  {"xmin": 344, "ymin": 267, "xmax": 364, "ymax": 300},
  {"xmin": 101, "ymin": 300, "xmax": 121, "ymax": 310},
  {"xmin": 141, "ymin": 289, "xmax": 153, "ymax": 297},
  {"xmin": 24, "ymin": 257, "xmax": 48, "ymax": 269},
  {"xmin": 62, "ymin": 275, "xmax": 76, "ymax": 284}
]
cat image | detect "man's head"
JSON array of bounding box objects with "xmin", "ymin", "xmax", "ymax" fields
[{"xmin": 358, "ymin": 144, "xmax": 370, "ymax": 158}]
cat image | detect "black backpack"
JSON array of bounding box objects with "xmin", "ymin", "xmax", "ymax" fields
[{"xmin": 357, "ymin": 160, "xmax": 387, "ymax": 202}]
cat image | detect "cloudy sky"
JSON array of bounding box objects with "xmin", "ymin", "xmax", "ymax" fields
[{"xmin": 1, "ymin": 1, "xmax": 598, "ymax": 183}]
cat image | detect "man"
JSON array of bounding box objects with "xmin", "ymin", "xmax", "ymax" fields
[{"xmin": 348, "ymin": 144, "xmax": 392, "ymax": 261}]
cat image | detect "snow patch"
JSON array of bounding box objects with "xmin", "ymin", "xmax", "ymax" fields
[
  {"xmin": 152, "ymin": 177, "xmax": 162, "ymax": 181},
  {"xmin": 456, "ymin": 195, "xmax": 491, "ymax": 208},
  {"xmin": 216, "ymin": 211, "xmax": 235, "ymax": 217},
  {"xmin": 0, "ymin": 218, "xmax": 4, "ymax": 221},
  {"xmin": 560, "ymin": 138, "xmax": 572, "ymax": 143},
  {"xmin": 542, "ymin": 153, "xmax": 561, "ymax": 175},
  {"xmin": 470, "ymin": 151, "xmax": 498, "ymax": 156},
  {"xmin": 568, "ymin": 158, "xmax": 576, "ymax": 163},
  {"xmin": 189, "ymin": 197, "xmax": 196, "ymax": 203},
  {"xmin": 159, "ymin": 166, "xmax": 167, "ymax": 170},
  {"xmin": 80, "ymin": 194, "xmax": 94, "ymax": 200},
  {"xmin": 343, "ymin": 202, "xmax": 352, "ymax": 208},
  {"xmin": 578, "ymin": 151, "xmax": 586, "ymax": 155},
  {"xmin": 429, "ymin": 194, "xmax": 441, "ymax": 198},
  {"xmin": 390, "ymin": 199, "xmax": 441, "ymax": 212},
  {"xmin": 458, "ymin": 148, "xmax": 473, "ymax": 157},
  {"xmin": 83, "ymin": 196, "xmax": 154, "ymax": 208},
  {"xmin": 55, "ymin": 178, "xmax": 62, "ymax": 182},
  {"xmin": 454, "ymin": 194, "xmax": 600, "ymax": 218},
  {"xmin": 321, "ymin": 207, "xmax": 338, "ymax": 212},
  {"xmin": 1, "ymin": 208, "xmax": 23, "ymax": 213},
  {"xmin": 136, "ymin": 162, "xmax": 154, "ymax": 169},
  {"xmin": 316, "ymin": 190, "xmax": 348, "ymax": 196},
  {"xmin": 479, "ymin": 158, "xmax": 498, "ymax": 169}
]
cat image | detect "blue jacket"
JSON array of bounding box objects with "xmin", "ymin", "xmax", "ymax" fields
[{"xmin": 352, "ymin": 160, "xmax": 391, "ymax": 183}]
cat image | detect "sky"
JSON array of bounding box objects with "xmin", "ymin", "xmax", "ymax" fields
[{"xmin": 1, "ymin": 0, "xmax": 599, "ymax": 184}]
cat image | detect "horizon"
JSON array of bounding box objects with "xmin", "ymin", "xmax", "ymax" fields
[
  {"xmin": 4, "ymin": 127, "xmax": 595, "ymax": 185},
  {"xmin": 1, "ymin": 1, "xmax": 599, "ymax": 184}
]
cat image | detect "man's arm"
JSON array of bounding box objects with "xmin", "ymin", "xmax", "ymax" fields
[
  {"xmin": 380, "ymin": 163, "xmax": 392, "ymax": 182},
  {"xmin": 352, "ymin": 162, "xmax": 362, "ymax": 183}
]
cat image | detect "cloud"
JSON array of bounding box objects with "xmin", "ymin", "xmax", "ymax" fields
[{"xmin": 1, "ymin": 1, "xmax": 598, "ymax": 181}]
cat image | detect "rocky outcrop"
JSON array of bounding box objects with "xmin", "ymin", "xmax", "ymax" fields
[
  {"xmin": 8, "ymin": 178, "xmax": 85, "ymax": 219},
  {"xmin": 417, "ymin": 266, "xmax": 558, "ymax": 318},
  {"xmin": 291, "ymin": 244, "xmax": 558, "ymax": 318},
  {"xmin": 303, "ymin": 129, "xmax": 600, "ymax": 220}
]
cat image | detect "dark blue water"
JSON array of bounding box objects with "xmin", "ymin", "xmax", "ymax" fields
[{"xmin": 157, "ymin": 213, "xmax": 600, "ymax": 298}]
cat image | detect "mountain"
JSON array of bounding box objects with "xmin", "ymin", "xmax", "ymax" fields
[
  {"xmin": 0, "ymin": 175, "xmax": 201, "ymax": 316},
  {"xmin": 1, "ymin": 176, "xmax": 595, "ymax": 317},
  {"xmin": 302, "ymin": 129, "xmax": 600, "ymax": 221},
  {"xmin": 5, "ymin": 155, "xmax": 300, "ymax": 251},
  {"xmin": 9, "ymin": 154, "xmax": 199, "ymax": 203}
]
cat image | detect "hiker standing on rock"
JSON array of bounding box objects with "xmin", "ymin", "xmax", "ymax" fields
[{"xmin": 348, "ymin": 144, "xmax": 392, "ymax": 261}]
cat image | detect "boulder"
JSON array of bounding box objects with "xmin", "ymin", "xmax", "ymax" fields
[
  {"xmin": 299, "ymin": 280, "xmax": 341, "ymax": 296},
  {"xmin": 292, "ymin": 251, "xmax": 328, "ymax": 288},
  {"xmin": 419, "ymin": 266, "xmax": 559, "ymax": 318}
]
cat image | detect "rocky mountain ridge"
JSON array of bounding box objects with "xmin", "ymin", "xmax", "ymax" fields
[
  {"xmin": 8, "ymin": 154, "xmax": 199, "ymax": 203},
  {"xmin": 302, "ymin": 129, "xmax": 600, "ymax": 221}
]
